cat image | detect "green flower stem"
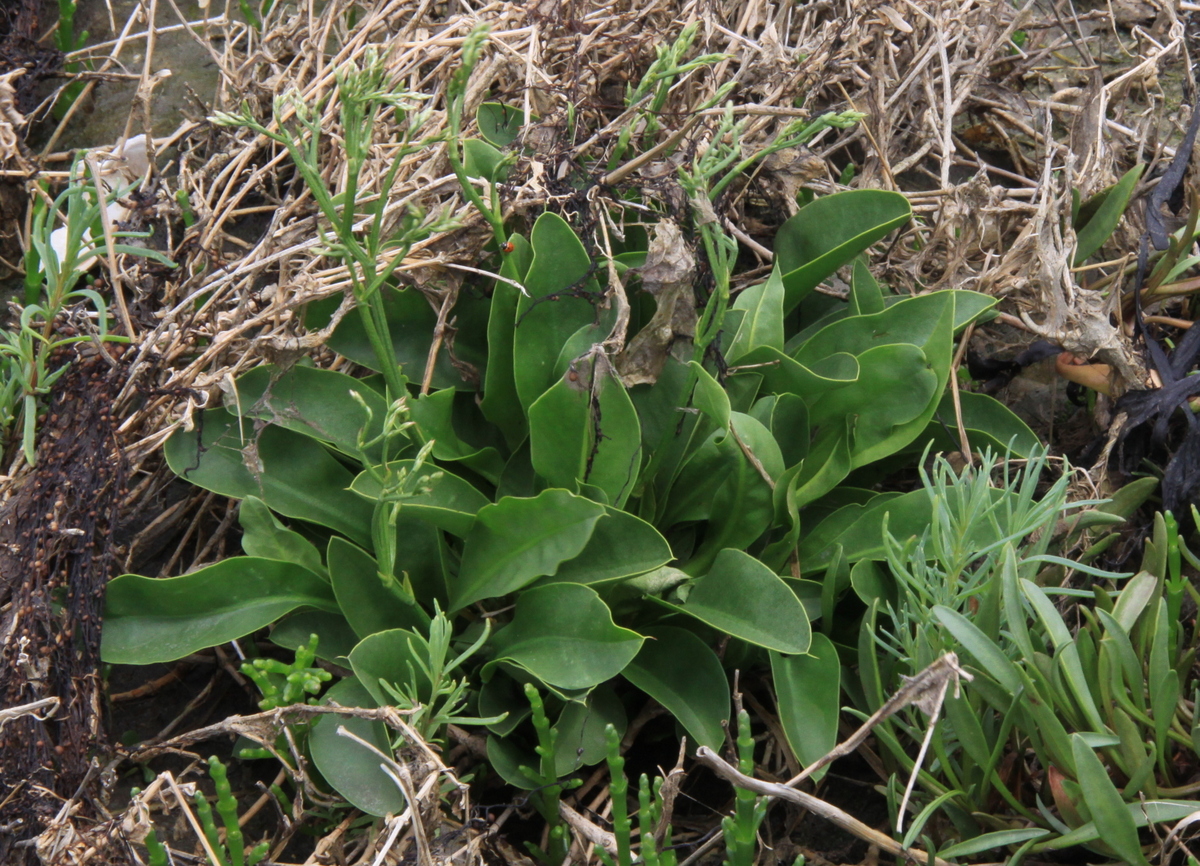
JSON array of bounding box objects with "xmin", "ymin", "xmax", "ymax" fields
[
  {"xmin": 707, "ymin": 111, "xmax": 863, "ymax": 203},
  {"xmin": 234, "ymin": 119, "xmax": 408, "ymax": 397},
  {"xmin": 446, "ymin": 24, "xmax": 506, "ymax": 243},
  {"xmin": 211, "ymin": 53, "xmax": 461, "ymax": 401}
]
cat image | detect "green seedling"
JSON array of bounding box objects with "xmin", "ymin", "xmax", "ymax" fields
[{"xmin": 8, "ymin": 154, "xmax": 174, "ymax": 465}]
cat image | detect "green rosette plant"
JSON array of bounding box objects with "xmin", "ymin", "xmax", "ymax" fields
[{"xmin": 101, "ymin": 30, "xmax": 1040, "ymax": 845}]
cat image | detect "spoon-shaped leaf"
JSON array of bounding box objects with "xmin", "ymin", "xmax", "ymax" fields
[{"xmin": 775, "ymin": 190, "xmax": 911, "ymax": 312}]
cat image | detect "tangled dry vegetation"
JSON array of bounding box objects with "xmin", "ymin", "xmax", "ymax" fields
[{"xmin": 0, "ymin": 0, "xmax": 1193, "ymax": 863}]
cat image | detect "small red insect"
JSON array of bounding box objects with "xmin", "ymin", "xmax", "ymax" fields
[{"xmin": 500, "ymin": 241, "xmax": 515, "ymax": 254}]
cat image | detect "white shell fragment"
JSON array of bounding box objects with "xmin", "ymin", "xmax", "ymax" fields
[{"xmin": 48, "ymin": 134, "xmax": 152, "ymax": 269}]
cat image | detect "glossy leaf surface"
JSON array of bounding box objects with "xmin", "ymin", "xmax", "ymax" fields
[
  {"xmin": 529, "ymin": 355, "xmax": 641, "ymax": 506},
  {"xmin": 166, "ymin": 408, "xmax": 372, "ymax": 546},
  {"xmin": 350, "ymin": 460, "xmax": 489, "ymax": 538},
  {"xmin": 486, "ymin": 583, "xmax": 643, "ymax": 689},
  {"xmin": 771, "ymin": 633, "xmax": 841, "ymax": 780},
  {"xmin": 102, "ymin": 558, "xmax": 338, "ymax": 664},
  {"xmin": 622, "ymin": 626, "xmax": 728, "ymax": 750},
  {"xmin": 549, "ymin": 507, "xmax": 672, "ymax": 584},
  {"xmin": 228, "ymin": 364, "xmax": 389, "ymax": 458},
  {"xmin": 452, "ymin": 490, "xmax": 604, "ymax": 609},
  {"xmin": 665, "ymin": 549, "xmax": 811, "ymax": 654},
  {"xmin": 328, "ymin": 536, "xmax": 430, "ymax": 638},
  {"xmin": 513, "ymin": 213, "xmax": 598, "ymax": 410},
  {"xmin": 239, "ymin": 495, "xmax": 326, "ymax": 579},
  {"xmin": 309, "ymin": 677, "xmax": 406, "ymax": 817},
  {"xmin": 774, "ymin": 190, "xmax": 911, "ymax": 312}
]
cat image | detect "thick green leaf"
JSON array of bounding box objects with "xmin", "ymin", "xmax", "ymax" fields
[
  {"xmin": 728, "ymin": 267, "xmax": 785, "ymax": 362},
  {"xmin": 101, "ymin": 558, "xmax": 338, "ymax": 664},
  {"xmin": 239, "ymin": 495, "xmax": 326, "ymax": 579},
  {"xmin": 808, "ymin": 343, "xmax": 939, "ymax": 467},
  {"xmin": 938, "ymin": 828, "xmax": 1051, "ymax": 859},
  {"xmin": 785, "ymin": 289, "xmax": 995, "ymax": 352},
  {"xmin": 477, "ymin": 102, "xmax": 531, "ymax": 147},
  {"xmin": 622, "ymin": 626, "xmax": 728, "ymax": 750},
  {"xmin": 1071, "ymin": 734, "xmax": 1151, "ymax": 866},
  {"xmin": 660, "ymin": 427, "xmax": 736, "ymax": 525},
  {"xmin": 1022, "ymin": 680, "xmax": 1079, "ymax": 774},
  {"xmin": 934, "ymin": 605, "xmax": 1023, "ymax": 694},
  {"xmin": 1111, "ymin": 571, "xmax": 1158, "ymax": 634},
  {"xmin": 228, "ymin": 365, "xmax": 390, "ymax": 458},
  {"xmin": 550, "ymin": 507, "xmax": 672, "ymax": 584},
  {"xmin": 463, "ymin": 138, "xmax": 509, "ymax": 182},
  {"xmin": 321, "ymin": 285, "xmax": 487, "ymax": 390},
  {"xmin": 309, "ymin": 677, "xmax": 406, "ymax": 817},
  {"xmin": 925, "ymin": 390, "xmax": 1041, "ymax": 458},
  {"xmin": 1086, "ymin": 477, "xmax": 1158, "ymax": 526},
  {"xmin": 478, "ymin": 672, "xmax": 531, "ymax": 736},
  {"xmin": 452, "ymin": 490, "xmax": 604, "ymax": 609},
  {"xmin": 859, "ymin": 601, "xmax": 885, "ymax": 711},
  {"xmin": 1098, "ymin": 610, "xmax": 1148, "ymax": 714},
  {"xmin": 408, "ymin": 388, "xmax": 505, "ymax": 484},
  {"xmin": 771, "ymin": 346, "xmax": 861, "ymax": 393},
  {"xmin": 1058, "ymin": 642, "xmax": 1107, "ymax": 734},
  {"xmin": 496, "ymin": 441, "xmax": 539, "ymax": 499},
  {"xmin": 849, "ymin": 559, "xmax": 894, "ymax": 608},
  {"xmin": 783, "ymin": 577, "xmax": 823, "ymax": 622},
  {"xmin": 666, "ymin": 549, "xmax": 810, "ymax": 654},
  {"xmin": 766, "ymin": 393, "xmax": 808, "ymax": 468},
  {"xmin": 328, "ymin": 536, "xmax": 430, "ymax": 639},
  {"xmin": 1149, "ymin": 597, "xmax": 1179, "ymax": 756},
  {"xmin": 999, "ymin": 544, "xmax": 1036, "ymax": 664},
  {"xmin": 553, "ymin": 686, "xmax": 626, "ymax": 774},
  {"xmin": 347, "ymin": 627, "xmax": 433, "ymax": 708},
  {"xmin": 485, "ymin": 583, "xmax": 643, "ymax": 689},
  {"xmin": 771, "ymin": 633, "xmax": 840, "ymax": 780},
  {"xmin": 1038, "ymin": 800, "xmax": 1200, "ymax": 851},
  {"xmin": 687, "ymin": 413, "xmax": 782, "ymax": 572},
  {"xmin": 630, "ymin": 355, "xmax": 692, "ymax": 449},
  {"xmin": 1074, "ymin": 164, "xmax": 1145, "ymax": 265},
  {"xmin": 387, "ymin": 512, "xmax": 451, "ymax": 606},
  {"xmin": 270, "ymin": 610, "xmax": 358, "ymax": 661},
  {"xmin": 774, "ymin": 190, "xmax": 911, "ymax": 312},
  {"xmin": 943, "ymin": 689, "xmax": 990, "ymax": 770},
  {"xmin": 529, "ymin": 355, "xmax": 642, "ymax": 506},
  {"xmin": 165, "ymin": 408, "xmax": 373, "ymax": 546},
  {"xmin": 733, "ymin": 346, "xmax": 858, "ymax": 409},
  {"xmin": 486, "ymin": 734, "xmax": 542, "ymax": 789},
  {"xmin": 793, "ymin": 291, "xmax": 953, "ymax": 366},
  {"xmin": 552, "ymin": 321, "xmax": 611, "ymax": 381},
  {"xmin": 689, "ymin": 361, "xmax": 731, "ymax": 431},
  {"xmin": 1020, "ymin": 578, "xmax": 1073, "ymax": 650},
  {"xmin": 789, "ymin": 418, "xmax": 853, "ymax": 511},
  {"xmin": 799, "ymin": 485, "xmax": 1009, "ymax": 571},
  {"xmin": 480, "ymin": 239, "xmax": 532, "ymax": 446},
  {"xmin": 849, "ymin": 256, "xmax": 884, "ymax": 316},
  {"xmin": 513, "ymin": 213, "xmax": 600, "ymax": 410},
  {"xmin": 350, "ymin": 460, "xmax": 489, "ymax": 538}
]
